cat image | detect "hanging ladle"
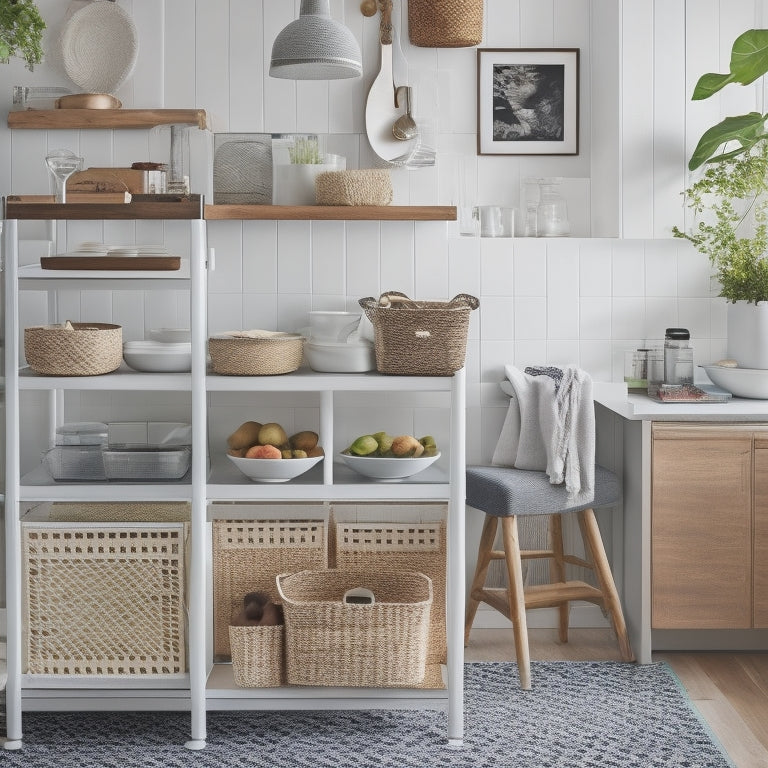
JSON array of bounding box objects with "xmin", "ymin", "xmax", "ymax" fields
[{"xmin": 392, "ymin": 85, "xmax": 418, "ymax": 141}]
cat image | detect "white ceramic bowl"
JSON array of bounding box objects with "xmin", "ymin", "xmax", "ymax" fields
[
  {"xmin": 304, "ymin": 339, "xmax": 375, "ymax": 373},
  {"xmin": 123, "ymin": 341, "xmax": 192, "ymax": 372},
  {"xmin": 339, "ymin": 451, "xmax": 441, "ymax": 480},
  {"xmin": 701, "ymin": 364, "xmax": 768, "ymax": 399},
  {"xmin": 308, "ymin": 311, "xmax": 361, "ymax": 342},
  {"xmin": 148, "ymin": 328, "xmax": 192, "ymax": 343},
  {"xmin": 228, "ymin": 453, "xmax": 323, "ymax": 482}
]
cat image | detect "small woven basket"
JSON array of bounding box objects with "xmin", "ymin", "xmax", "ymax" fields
[
  {"xmin": 315, "ymin": 169, "xmax": 393, "ymax": 206},
  {"xmin": 408, "ymin": 0, "xmax": 483, "ymax": 48},
  {"xmin": 359, "ymin": 291, "xmax": 479, "ymax": 376},
  {"xmin": 277, "ymin": 569, "xmax": 432, "ymax": 687},
  {"xmin": 208, "ymin": 331, "xmax": 304, "ymax": 375},
  {"xmin": 229, "ymin": 624, "xmax": 285, "ymax": 687},
  {"xmin": 24, "ymin": 322, "xmax": 122, "ymax": 376}
]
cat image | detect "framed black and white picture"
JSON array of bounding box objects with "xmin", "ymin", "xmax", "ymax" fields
[{"xmin": 477, "ymin": 48, "xmax": 579, "ymax": 156}]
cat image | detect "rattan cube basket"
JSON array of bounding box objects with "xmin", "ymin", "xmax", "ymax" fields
[{"xmin": 24, "ymin": 322, "xmax": 123, "ymax": 376}]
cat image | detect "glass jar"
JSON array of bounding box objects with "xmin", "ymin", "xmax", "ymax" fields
[
  {"xmin": 535, "ymin": 178, "xmax": 570, "ymax": 237},
  {"xmin": 664, "ymin": 328, "xmax": 694, "ymax": 385}
]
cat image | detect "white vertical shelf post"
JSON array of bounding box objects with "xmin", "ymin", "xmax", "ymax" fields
[
  {"xmin": 186, "ymin": 218, "xmax": 208, "ymax": 750},
  {"xmin": 3, "ymin": 217, "xmax": 23, "ymax": 750},
  {"xmin": 447, "ymin": 367, "xmax": 466, "ymax": 745},
  {"xmin": 321, "ymin": 390, "xmax": 333, "ymax": 485}
]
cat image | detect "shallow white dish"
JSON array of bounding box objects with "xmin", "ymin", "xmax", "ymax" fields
[
  {"xmin": 123, "ymin": 341, "xmax": 192, "ymax": 372},
  {"xmin": 304, "ymin": 339, "xmax": 375, "ymax": 373},
  {"xmin": 701, "ymin": 364, "xmax": 768, "ymax": 399},
  {"xmin": 228, "ymin": 453, "xmax": 323, "ymax": 483},
  {"xmin": 339, "ymin": 451, "xmax": 441, "ymax": 480}
]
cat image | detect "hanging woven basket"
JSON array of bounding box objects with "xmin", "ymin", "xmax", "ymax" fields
[{"xmin": 408, "ymin": 0, "xmax": 483, "ymax": 48}]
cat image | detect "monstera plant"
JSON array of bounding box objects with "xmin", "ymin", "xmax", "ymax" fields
[{"xmin": 0, "ymin": 0, "xmax": 45, "ymax": 70}]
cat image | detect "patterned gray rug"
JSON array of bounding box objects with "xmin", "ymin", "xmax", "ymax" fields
[{"xmin": 0, "ymin": 662, "xmax": 733, "ymax": 767}]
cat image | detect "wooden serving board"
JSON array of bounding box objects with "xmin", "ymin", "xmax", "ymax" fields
[{"xmin": 41, "ymin": 256, "xmax": 181, "ymax": 271}]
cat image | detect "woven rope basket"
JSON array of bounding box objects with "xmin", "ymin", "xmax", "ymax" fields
[
  {"xmin": 408, "ymin": 0, "xmax": 483, "ymax": 48},
  {"xmin": 212, "ymin": 519, "xmax": 327, "ymax": 660},
  {"xmin": 23, "ymin": 523, "xmax": 186, "ymax": 676},
  {"xmin": 45, "ymin": 502, "xmax": 191, "ymax": 523},
  {"xmin": 229, "ymin": 625, "xmax": 284, "ymax": 687},
  {"xmin": 209, "ymin": 332, "xmax": 304, "ymax": 375},
  {"xmin": 315, "ymin": 169, "xmax": 393, "ymax": 206},
  {"xmin": 359, "ymin": 291, "xmax": 479, "ymax": 376},
  {"xmin": 334, "ymin": 520, "xmax": 446, "ymax": 665},
  {"xmin": 277, "ymin": 569, "xmax": 432, "ymax": 687},
  {"xmin": 25, "ymin": 322, "xmax": 122, "ymax": 376}
]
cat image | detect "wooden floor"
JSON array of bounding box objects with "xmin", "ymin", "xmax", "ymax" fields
[{"xmin": 465, "ymin": 627, "xmax": 768, "ymax": 768}]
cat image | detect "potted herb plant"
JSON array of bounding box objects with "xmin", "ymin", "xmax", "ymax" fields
[
  {"xmin": 0, "ymin": 0, "xmax": 45, "ymax": 70},
  {"xmin": 272, "ymin": 135, "xmax": 345, "ymax": 205},
  {"xmin": 673, "ymin": 29, "xmax": 768, "ymax": 368}
]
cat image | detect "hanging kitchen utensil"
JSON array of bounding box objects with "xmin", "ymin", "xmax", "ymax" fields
[
  {"xmin": 392, "ymin": 86, "xmax": 418, "ymax": 141},
  {"xmin": 365, "ymin": 0, "xmax": 418, "ymax": 163}
]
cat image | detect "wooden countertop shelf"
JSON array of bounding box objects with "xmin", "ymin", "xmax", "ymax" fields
[
  {"xmin": 7, "ymin": 108, "xmax": 208, "ymax": 131},
  {"xmin": 4, "ymin": 194, "xmax": 204, "ymax": 221},
  {"xmin": 204, "ymin": 204, "xmax": 457, "ymax": 221}
]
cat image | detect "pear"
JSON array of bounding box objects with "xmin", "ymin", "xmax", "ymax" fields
[
  {"xmin": 227, "ymin": 421, "xmax": 262, "ymax": 450},
  {"xmin": 258, "ymin": 422, "xmax": 288, "ymax": 447},
  {"xmin": 372, "ymin": 431, "xmax": 394, "ymax": 454},
  {"xmin": 348, "ymin": 434, "xmax": 378, "ymax": 456},
  {"xmin": 290, "ymin": 430, "xmax": 319, "ymax": 452}
]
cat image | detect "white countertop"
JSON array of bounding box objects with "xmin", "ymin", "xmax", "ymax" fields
[{"xmin": 593, "ymin": 382, "xmax": 768, "ymax": 421}]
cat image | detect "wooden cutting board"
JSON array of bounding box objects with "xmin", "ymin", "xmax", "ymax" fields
[{"xmin": 41, "ymin": 256, "xmax": 181, "ymax": 271}]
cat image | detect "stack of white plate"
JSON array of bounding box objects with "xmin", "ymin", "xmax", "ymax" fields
[
  {"xmin": 67, "ymin": 241, "xmax": 112, "ymax": 257},
  {"xmin": 137, "ymin": 245, "xmax": 171, "ymax": 257},
  {"xmin": 123, "ymin": 340, "xmax": 192, "ymax": 372}
]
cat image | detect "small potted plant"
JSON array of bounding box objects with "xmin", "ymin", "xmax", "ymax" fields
[
  {"xmin": 0, "ymin": 0, "xmax": 45, "ymax": 70},
  {"xmin": 272, "ymin": 135, "xmax": 345, "ymax": 205},
  {"xmin": 673, "ymin": 29, "xmax": 768, "ymax": 368}
]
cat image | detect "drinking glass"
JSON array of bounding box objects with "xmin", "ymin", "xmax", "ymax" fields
[
  {"xmin": 536, "ymin": 178, "xmax": 570, "ymax": 237},
  {"xmin": 45, "ymin": 149, "xmax": 83, "ymax": 203}
]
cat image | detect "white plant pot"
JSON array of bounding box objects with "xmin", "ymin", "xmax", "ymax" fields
[{"xmin": 726, "ymin": 300, "xmax": 768, "ymax": 369}]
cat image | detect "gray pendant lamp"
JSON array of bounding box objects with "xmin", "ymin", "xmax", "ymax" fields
[{"xmin": 270, "ymin": 0, "xmax": 363, "ymax": 80}]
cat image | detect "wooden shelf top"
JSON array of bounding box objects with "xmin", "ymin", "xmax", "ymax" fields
[
  {"xmin": 4, "ymin": 194, "xmax": 204, "ymax": 220},
  {"xmin": 8, "ymin": 108, "xmax": 208, "ymax": 131},
  {"xmin": 204, "ymin": 204, "xmax": 457, "ymax": 221}
]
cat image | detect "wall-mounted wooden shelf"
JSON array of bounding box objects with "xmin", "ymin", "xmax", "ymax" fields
[
  {"xmin": 7, "ymin": 109, "xmax": 208, "ymax": 131},
  {"xmin": 3, "ymin": 195, "xmax": 204, "ymax": 221},
  {"xmin": 204, "ymin": 204, "xmax": 457, "ymax": 221}
]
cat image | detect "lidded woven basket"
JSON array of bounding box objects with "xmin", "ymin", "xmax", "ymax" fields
[
  {"xmin": 408, "ymin": 0, "xmax": 483, "ymax": 48},
  {"xmin": 208, "ymin": 330, "xmax": 304, "ymax": 375},
  {"xmin": 24, "ymin": 321, "xmax": 122, "ymax": 376}
]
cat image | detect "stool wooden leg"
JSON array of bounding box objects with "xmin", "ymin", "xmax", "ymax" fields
[
  {"xmin": 578, "ymin": 508, "xmax": 635, "ymax": 662},
  {"xmin": 550, "ymin": 513, "xmax": 569, "ymax": 644},
  {"xmin": 464, "ymin": 514, "xmax": 499, "ymax": 645},
  {"xmin": 502, "ymin": 515, "xmax": 531, "ymax": 689}
]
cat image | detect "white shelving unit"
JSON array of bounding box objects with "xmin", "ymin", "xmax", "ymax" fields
[{"xmin": 2, "ymin": 199, "xmax": 466, "ymax": 751}]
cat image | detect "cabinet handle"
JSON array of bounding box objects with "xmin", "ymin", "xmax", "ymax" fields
[{"xmin": 208, "ymin": 247, "xmax": 216, "ymax": 272}]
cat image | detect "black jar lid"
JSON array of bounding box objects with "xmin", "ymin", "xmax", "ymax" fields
[{"xmin": 665, "ymin": 327, "xmax": 690, "ymax": 340}]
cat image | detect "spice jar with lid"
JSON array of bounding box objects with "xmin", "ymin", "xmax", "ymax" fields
[{"xmin": 664, "ymin": 328, "xmax": 694, "ymax": 385}]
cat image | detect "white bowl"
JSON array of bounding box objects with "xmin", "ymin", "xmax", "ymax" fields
[
  {"xmin": 308, "ymin": 311, "xmax": 361, "ymax": 342},
  {"xmin": 304, "ymin": 339, "xmax": 375, "ymax": 373},
  {"xmin": 148, "ymin": 328, "xmax": 192, "ymax": 343},
  {"xmin": 701, "ymin": 364, "xmax": 768, "ymax": 399},
  {"xmin": 123, "ymin": 341, "xmax": 192, "ymax": 372},
  {"xmin": 339, "ymin": 451, "xmax": 441, "ymax": 480},
  {"xmin": 228, "ymin": 453, "xmax": 323, "ymax": 482}
]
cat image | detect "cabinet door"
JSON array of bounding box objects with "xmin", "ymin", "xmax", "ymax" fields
[
  {"xmin": 651, "ymin": 426, "xmax": 752, "ymax": 629},
  {"xmin": 754, "ymin": 441, "xmax": 768, "ymax": 628}
]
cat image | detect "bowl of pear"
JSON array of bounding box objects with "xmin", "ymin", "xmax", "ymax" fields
[{"xmin": 339, "ymin": 432, "xmax": 440, "ymax": 480}]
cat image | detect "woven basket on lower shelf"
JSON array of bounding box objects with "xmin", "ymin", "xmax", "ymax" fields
[
  {"xmin": 277, "ymin": 569, "xmax": 432, "ymax": 687},
  {"xmin": 359, "ymin": 291, "xmax": 479, "ymax": 376},
  {"xmin": 229, "ymin": 624, "xmax": 285, "ymax": 687},
  {"xmin": 208, "ymin": 331, "xmax": 304, "ymax": 375},
  {"xmin": 24, "ymin": 322, "xmax": 123, "ymax": 376}
]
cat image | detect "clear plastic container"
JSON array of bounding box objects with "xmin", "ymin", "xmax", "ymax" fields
[
  {"xmin": 43, "ymin": 445, "xmax": 107, "ymax": 481},
  {"xmin": 102, "ymin": 445, "xmax": 191, "ymax": 481},
  {"xmin": 55, "ymin": 422, "xmax": 108, "ymax": 446}
]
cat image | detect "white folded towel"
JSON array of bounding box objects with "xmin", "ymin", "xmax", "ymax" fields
[{"xmin": 492, "ymin": 364, "xmax": 595, "ymax": 501}]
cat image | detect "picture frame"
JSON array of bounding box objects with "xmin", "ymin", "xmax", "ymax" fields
[{"xmin": 477, "ymin": 48, "xmax": 579, "ymax": 156}]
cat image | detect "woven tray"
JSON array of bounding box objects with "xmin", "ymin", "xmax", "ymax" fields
[
  {"xmin": 359, "ymin": 291, "xmax": 479, "ymax": 376},
  {"xmin": 408, "ymin": 0, "xmax": 483, "ymax": 47},
  {"xmin": 212, "ymin": 518, "xmax": 327, "ymax": 660},
  {"xmin": 277, "ymin": 569, "xmax": 432, "ymax": 687}
]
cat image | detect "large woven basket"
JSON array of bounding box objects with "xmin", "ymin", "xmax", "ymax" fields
[
  {"xmin": 359, "ymin": 291, "xmax": 479, "ymax": 376},
  {"xmin": 315, "ymin": 169, "xmax": 393, "ymax": 206},
  {"xmin": 212, "ymin": 518, "xmax": 327, "ymax": 660},
  {"xmin": 277, "ymin": 569, "xmax": 432, "ymax": 687},
  {"xmin": 22, "ymin": 522, "xmax": 186, "ymax": 676},
  {"xmin": 208, "ymin": 331, "xmax": 304, "ymax": 375},
  {"xmin": 408, "ymin": 0, "xmax": 483, "ymax": 48},
  {"xmin": 229, "ymin": 624, "xmax": 284, "ymax": 687},
  {"xmin": 24, "ymin": 322, "xmax": 122, "ymax": 376}
]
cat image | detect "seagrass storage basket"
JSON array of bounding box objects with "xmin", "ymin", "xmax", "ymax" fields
[
  {"xmin": 408, "ymin": 0, "xmax": 483, "ymax": 48},
  {"xmin": 212, "ymin": 516, "xmax": 327, "ymax": 660},
  {"xmin": 208, "ymin": 331, "xmax": 304, "ymax": 375},
  {"xmin": 24, "ymin": 322, "xmax": 122, "ymax": 376},
  {"xmin": 277, "ymin": 569, "xmax": 432, "ymax": 687},
  {"xmin": 22, "ymin": 521, "xmax": 186, "ymax": 676},
  {"xmin": 359, "ymin": 291, "xmax": 479, "ymax": 376},
  {"xmin": 229, "ymin": 624, "xmax": 284, "ymax": 687},
  {"xmin": 315, "ymin": 169, "xmax": 393, "ymax": 206},
  {"xmin": 43, "ymin": 501, "xmax": 191, "ymax": 522}
]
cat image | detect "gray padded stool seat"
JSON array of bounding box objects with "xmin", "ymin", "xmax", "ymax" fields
[{"xmin": 464, "ymin": 464, "xmax": 634, "ymax": 689}]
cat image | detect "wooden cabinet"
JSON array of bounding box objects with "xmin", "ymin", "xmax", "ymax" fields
[{"xmin": 651, "ymin": 424, "xmax": 765, "ymax": 629}]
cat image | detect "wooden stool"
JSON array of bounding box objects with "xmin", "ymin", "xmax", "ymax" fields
[{"xmin": 464, "ymin": 465, "xmax": 634, "ymax": 689}]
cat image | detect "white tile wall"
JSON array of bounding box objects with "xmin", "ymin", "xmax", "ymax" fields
[{"xmin": 1, "ymin": 0, "xmax": 757, "ymax": 470}]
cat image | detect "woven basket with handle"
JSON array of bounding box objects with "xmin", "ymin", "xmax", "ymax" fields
[
  {"xmin": 359, "ymin": 291, "xmax": 479, "ymax": 376},
  {"xmin": 408, "ymin": 0, "xmax": 483, "ymax": 48}
]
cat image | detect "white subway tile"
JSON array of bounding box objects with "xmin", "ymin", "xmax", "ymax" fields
[
  {"xmin": 380, "ymin": 221, "xmax": 415, "ymax": 296},
  {"xmin": 514, "ymin": 297, "xmax": 547, "ymax": 340},
  {"xmin": 277, "ymin": 221, "xmax": 312, "ymax": 293},
  {"xmin": 579, "ymin": 240, "xmax": 612, "ymax": 297},
  {"xmin": 480, "ymin": 237, "xmax": 513, "ymax": 297},
  {"xmin": 513, "ymin": 239, "xmax": 547, "ymax": 296},
  {"xmin": 547, "ymin": 295, "xmax": 579, "ymax": 340},
  {"xmin": 346, "ymin": 221, "xmax": 381, "ymax": 298},
  {"xmin": 243, "ymin": 221, "xmax": 278, "ymax": 294},
  {"xmin": 611, "ymin": 240, "xmax": 645, "ymax": 296},
  {"xmin": 311, "ymin": 221, "xmax": 346, "ymax": 296},
  {"xmin": 579, "ymin": 296, "xmax": 612, "ymax": 340},
  {"xmin": 481, "ymin": 296, "xmax": 515, "ymax": 341}
]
